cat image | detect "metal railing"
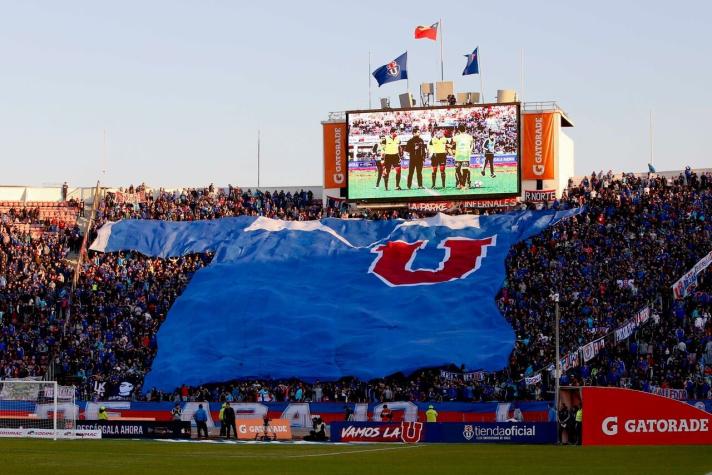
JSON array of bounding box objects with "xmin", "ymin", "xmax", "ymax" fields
[{"xmin": 522, "ymin": 101, "xmax": 567, "ymax": 116}]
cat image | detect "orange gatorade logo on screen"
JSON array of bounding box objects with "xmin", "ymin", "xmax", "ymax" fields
[
  {"xmin": 522, "ymin": 113, "xmax": 554, "ymax": 180},
  {"xmin": 236, "ymin": 419, "xmax": 292, "ymax": 440},
  {"xmin": 324, "ymin": 122, "xmax": 347, "ymax": 188}
]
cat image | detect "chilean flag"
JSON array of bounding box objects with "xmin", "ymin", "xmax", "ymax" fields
[{"xmin": 414, "ymin": 22, "xmax": 438, "ymax": 40}]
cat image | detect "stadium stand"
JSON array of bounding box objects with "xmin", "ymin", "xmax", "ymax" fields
[
  {"xmin": 0, "ymin": 200, "xmax": 81, "ymax": 238},
  {"xmin": 0, "ymin": 169, "xmax": 710, "ymax": 405}
]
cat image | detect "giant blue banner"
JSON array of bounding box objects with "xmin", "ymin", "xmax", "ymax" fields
[{"xmin": 91, "ymin": 210, "xmax": 579, "ymax": 391}]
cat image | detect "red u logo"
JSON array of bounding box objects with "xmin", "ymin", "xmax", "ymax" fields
[
  {"xmin": 369, "ymin": 237, "xmax": 495, "ymax": 287},
  {"xmin": 400, "ymin": 421, "xmax": 424, "ymax": 443}
]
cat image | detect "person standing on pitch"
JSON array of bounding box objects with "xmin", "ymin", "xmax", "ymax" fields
[
  {"xmin": 575, "ymin": 403, "xmax": 583, "ymax": 445},
  {"xmin": 558, "ymin": 403, "xmax": 570, "ymax": 444},
  {"xmin": 381, "ymin": 128, "xmax": 403, "ymax": 191},
  {"xmin": 482, "ymin": 132, "xmax": 497, "ymax": 178},
  {"xmin": 372, "ymin": 137, "xmax": 385, "ymax": 188},
  {"xmin": 193, "ymin": 404, "xmax": 209, "ymax": 439},
  {"xmin": 453, "ymin": 124, "xmax": 474, "ymax": 189},
  {"xmin": 218, "ymin": 402, "xmax": 227, "ymax": 437},
  {"xmin": 425, "ymin": 405, "xmax": 438, "ymax": 423},
  {"xmin": 223, "ymin": 402, "xmax": 237, "ymax": 439},
  {"xmin": 428, "ymin": 129, "xmax": 448, "ymax": 189},
  {"xmin": 405, "ymin": 126, "xmax": 426, "ymax": 189}
]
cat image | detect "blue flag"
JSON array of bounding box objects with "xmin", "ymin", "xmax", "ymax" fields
[
  {"xmin": 463, "ymin": 47, "xmax": 479, "ymax": 76},
  {"xmin": 91, "ymin": 210, "xmax": 580, "ymax": 391},
  {"xmin": 372, "ymin": 52, "xmax": 408, "ymax": 87}
]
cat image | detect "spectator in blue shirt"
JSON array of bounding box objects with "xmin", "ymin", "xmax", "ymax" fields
[{"xmin": 193, "ymin": 404, "xmax": 208, "ymax": 439}]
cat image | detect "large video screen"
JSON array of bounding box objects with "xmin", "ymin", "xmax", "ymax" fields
[{"xmin": 346, "ymin": 103, "xmax": 520, "ymax": 202}]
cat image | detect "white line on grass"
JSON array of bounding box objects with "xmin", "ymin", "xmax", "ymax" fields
[
  {"xmin": 282, "ymin": 444, "xmax": 424, "ymax": 458},
  {"xmin": 34, "ymin": 444, "xmax": 425, "ymax": 461}
]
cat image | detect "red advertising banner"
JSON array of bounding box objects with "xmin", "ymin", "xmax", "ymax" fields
[
  {"xmin": 115, "ymin": 191, "xmax": 147, "ymax": 204},
  {"xmin": 235, "ymin": 419, "xmax": 292, "ymax": 440},
  {"xmin": 524, "ymin": 189, "xmax": 556, "ymax": 202},
  {"xmin": 323, "ymin": 123, "xmax": 347, "ymax": 189},
  {"xmin": 582, "ymin": 387, "xmax": 712, "ymax": 445},
  {"xmin": 522, "ymin": 113, "xmax": 555, "ymax": 180},
  {"xmin": 333, "ymin": 421, "xmax": 424, "ymax": 443}
]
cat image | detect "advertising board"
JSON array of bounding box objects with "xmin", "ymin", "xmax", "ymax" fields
[
  {"xmin": 329, "ymin": 421, "xmax": 556, "ymax": 444},
  {"xmin": 582, "ymin": 387, "xmax": 712, "ymax": 445}
]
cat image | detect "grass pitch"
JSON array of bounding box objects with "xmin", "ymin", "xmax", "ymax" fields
[
  {"xmin": 0, "ymin": 439, "xmax": 710, "ymax": 475},
  {"xmin": 348, "ymin": 166, "xmax": 518, "ymax": 200}
]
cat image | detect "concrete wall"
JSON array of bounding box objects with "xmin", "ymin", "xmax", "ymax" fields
[
  {"xmin": 558, "ymin": 130, "xmax": 575, "ymax": 193},
  {"xmin": 0, "ymin": 186, "xmax": 96, "ymax": 203}
]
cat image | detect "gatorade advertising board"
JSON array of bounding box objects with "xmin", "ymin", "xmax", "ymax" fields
[{"xmin": 582, "ymin": 387, "xmax": 712, "ymax": 445}]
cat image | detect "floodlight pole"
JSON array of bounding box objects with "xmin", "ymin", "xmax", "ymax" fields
[
  {"xmin": 649, "ymin": 110, "xmax": 654, "ymax": 168},
  {"xmin": 553, "ymin": 294, "xmax": 561, "ymax": 443},
  {"xmin": 479, "ymin": 48, "xmax": 485, "ymax": 103},
  {"xmin": 520, "ymin": 48, "xmax": 524, "ymax": 103},
  {"xmin": 369, "ymin": 50, "xmax": 372, "ymax": 109},
  {"xmin": 439, "ymin": 18, "xmax": 444, "ymax": 81},
  {"xmin": 102, "ymin": 129, "xmax": 107, "ymax": 178},
  {"xmin": 257, "ymin": 129, "xmax": 261, "ymax": 188}
]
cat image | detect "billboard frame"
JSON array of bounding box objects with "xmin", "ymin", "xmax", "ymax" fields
[{"xmin": 345, "ymin": 102, "xmax": 522, "ymax": 204}]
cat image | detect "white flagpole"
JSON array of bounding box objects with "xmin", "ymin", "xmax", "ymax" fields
[
  {"xmin": 649, "ymin": 110, "xmax": 654, "ymax": 167},
  {"xmin": 101, "ymin": 129, "xmax": 107, "ymax": 178},
  {"xmin": 257, "ymin": 129, "xmax": 261, "ymax": 188},
  {"xmin": 479, "ymin": 48, "xmax": 485, "ymax": 103},
  {"xmin": 406, "ymin": 51, "xmax": 410, "ymax": 98},
  {"xmin": 520, "ymin": 47, "xmax": 525, "ymax": 103},
  {"xmin": 439, "ymin": 19, "xmax": 444, "ymax": 81},
  {"xmin": 368, "ymin": 50, "xmax": 372, "ymax": 109}
]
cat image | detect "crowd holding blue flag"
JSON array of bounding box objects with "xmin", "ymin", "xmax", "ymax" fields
[{"xmin": 92, "ymin": 210, "xmax": 579, "ymax": 391}]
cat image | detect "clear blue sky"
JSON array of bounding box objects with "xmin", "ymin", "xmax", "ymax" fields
[{"xmin": 0, "ymin": 0, "xmax": 709, "ymax": 188}]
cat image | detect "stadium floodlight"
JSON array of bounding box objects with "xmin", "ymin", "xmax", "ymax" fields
[
  {"xmin": 420, "ymin": 83, "xmax": 434, "ymax": 107},
  {"xmin": 497, "ymin": 89, "xmax": 517, "ymax": 103},
  {"xmin": 435, "ymin": 81, "xmax": 454, "ymax": 102},
  {"xmin": 399, "ymin": 93, "xmax": 415, "ymax": 108},
  {"xmin": 0, "ymin": 380, "xmax": 77, "ymax": 439}
]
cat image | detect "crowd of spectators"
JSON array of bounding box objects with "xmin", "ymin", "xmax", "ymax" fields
[
  {"xmin": 1, "ymin": 168, "xmax": 711, "ymax": 404},
  {"xmin": 0, "ymin": 199, "xmax": 83, "ymax": 233},
  {"xmin": 0, "ymin": 221, "xmax": 79, "ymax": 379},
  {"xmin": 500, "ymin": 169, "xmax": 712, "ymax": 401},
  {"xmin": 99, "ymin": 184, "xmax": 322, "ymax": 223}
]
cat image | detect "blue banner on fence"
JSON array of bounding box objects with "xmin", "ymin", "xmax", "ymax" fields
[
  {"xmin": 91, "ymin": 210, "xmax": 580, "ymax": 391},
  {"xmin": 424, "ymin": 422, "xmax": 557, "ymax": 443}
]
